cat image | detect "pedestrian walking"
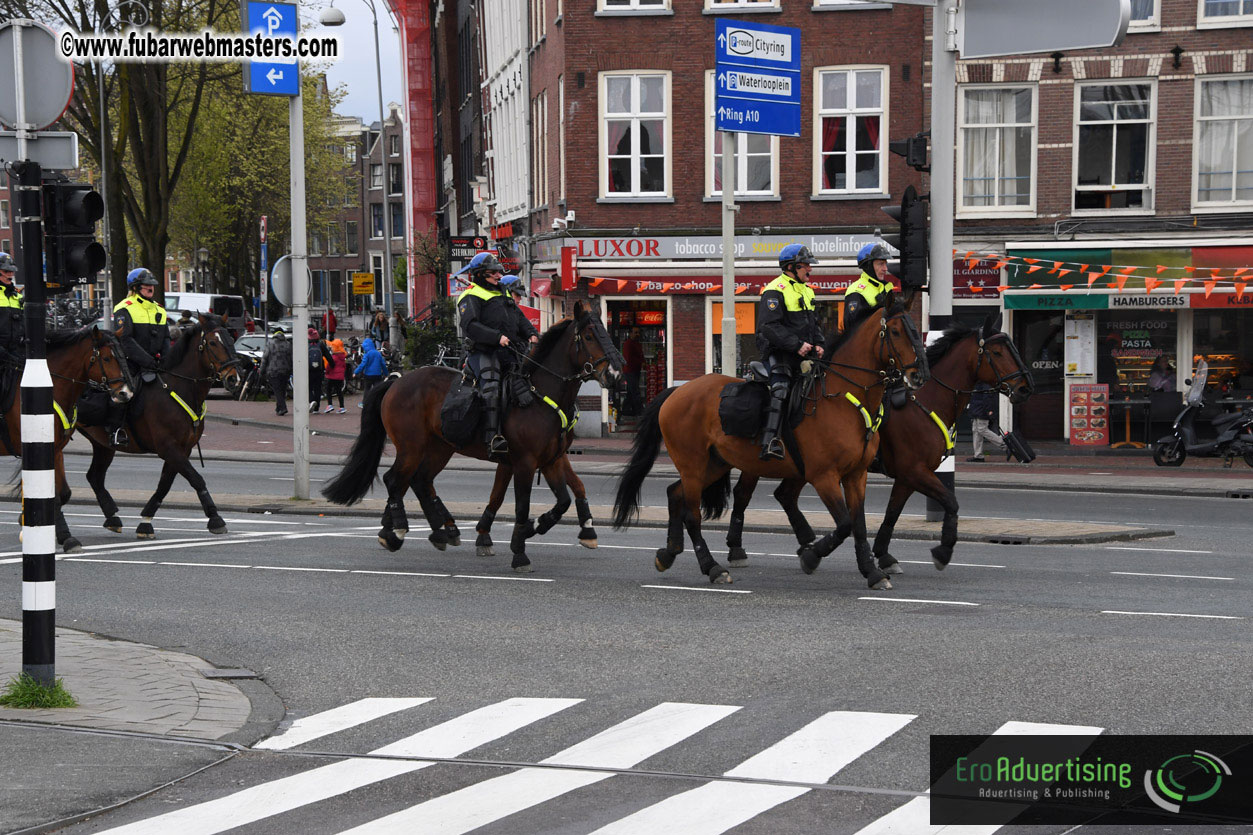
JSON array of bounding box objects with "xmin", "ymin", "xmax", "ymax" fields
[
  {"xmin": 321, "ymin": 307, "xmax": 337, "ymax": 340},
  {"xmin": 966, "ymin": 382, "xmax": 1006, "ymax": 462},
  {"xmin": 259, "ymin": 329, "xmax": 293, "ymax": 416},
  {"xmin": 353, "ymin": 336, "xmax": 387, "ymax": 407},
  {"xmin": 368, "ymin": 310, "xmax": 388, "ymax": 344},
  {"xmin": 324, "ymin": 338, "xmax": 348, "ymax": 413},
  {"xmin": 308, "ymin": 327, "xmax": 332, "ymax": 412}
]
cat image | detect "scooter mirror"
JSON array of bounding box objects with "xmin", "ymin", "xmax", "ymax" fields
[{"xmin": 1184, "ymin": 378, "xmax": 1192, "ymax": 386}]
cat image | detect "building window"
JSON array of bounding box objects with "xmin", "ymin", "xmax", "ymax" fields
[
  {"xmin": 370, "ymin": 164, "xmax": 382, "ymax": 189},
  {"xmin": 531, "ymin": 0, "xmax": 547, "ymax": 44},
  {"xmin": 533, "ymin": 90, "xmax": 549, "ymax": 207},
  {"xmin": 705, "ymin": 72, "xmax": 778, "ymax": 196},
  {"xmin": 390, "ymin": 203, "xmax": 404, "ymax": 239},
  {"xmin": 1075, "ymin": 82, "xmax": 1154, "ymax": 211},
  {"xmin": 1, "ymin": 239, "xmax": 9, "ymax": 254},
  {"xmin": 958, "ymin": 86, "xmax": 1036, "ymax": 212},
  {"xmin": 389, "ymin": 134, "xmax": 400, "ymax": 156},
  {"xmin": 329, "ymin": 270, "xmax": 343, "ymax": 305},
  {"xmin": 1199, "ymin": 0, "xmax": 1253, "ymax": 26},
  {"xmin": 327, "ymin": 224, "xmax": 342, "ymax": 256},
  {"xmin": 705, "ymin": 0, "xmax": 778, "ymax": 9},
  {"xmin": 310, "ymin": 229, "xmax": 324, "ymax": 256},
  {"xmin": 558, "ymin": 75, "xmax": 566, "ymax": 201},
  {"xmin": 370, "ymin": 203, "xmax": 384, "ymax": 238},
  {"xmin": 601, "ymin": 71, "xmax": 670, "ymax": 197},
  {"xmin": 388, "ymin": 163, "xmax": 403, "ymax": 195},
  {"xmin": 1128, "ymin": 0, "xmax": 1158, "ymax": 29},
  {"xmin": 814, "ymin": 0, "xmax": 890, "ymax": 6},
  {"xmin": 346, "ymin": 144, "xmax": 357, "ymax": 164},
  {"xmin": 813, "ymin": 67, "xmax": 886, "ymax": 194},
  {"xmin": 599, "ymin": 0, "xmax": 667, "ymax": 9},
  {"xmin": 345, "ymin": 221, "xmax": 359, "ymax": 255},
  {"xmin": 0, "ymin": 200, "xmax": 9, "ymax": 228},
  {"xmin": 1195, "ymin": 76, "xmax": 1253, "ymax": 207}
]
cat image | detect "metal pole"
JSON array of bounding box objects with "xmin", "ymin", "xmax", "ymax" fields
[
  {"xmin": 290, "ymin": 88, "xmax": 310, "ymax": 500},
  {"xmin": 371, "ymin": 0, "xmax": 398, "ymax": 352},
  {"xmin": 927, "ymin": 0, "xmax": 958, "ymax": 522},
  {"xmin": 719, "ymin": 131, "xmax": 737, "ymax": 376},
  {"xmin": 97, "ymin": 59, "xmax": 110, "ymax": 301}
]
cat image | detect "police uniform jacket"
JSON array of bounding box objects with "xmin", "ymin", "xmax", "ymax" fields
[
  {"xmin": 113, "ymin": 293, "xmax": 171, "ymax": 371},
  {"xmin": 843, "ymin": 272, "xmax": 892, "ymax": 328},
  {"xmin": 506, "ymin": 298, "xmax": 539, "ymax": 343},
  {"xmin": 458, "ymin": 279, "xmax": 528, "ymax": 352},
  {"xmin": 756, "ymin": 274, "xmax": 823, "ymax": 357},
  {"xmin": 0, "ymin": 283, "xmax": 24, "ymax": 354}
]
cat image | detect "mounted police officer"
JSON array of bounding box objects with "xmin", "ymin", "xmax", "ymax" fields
[
  {"xmin": 756, "ymin": 244, "xmax": 825, "ymax": 461},
  {"xmin": 0, "ymin": 252, "xmax": 25, "ymax": 372},
  {"xmin": 108, "ymin": 267, "xmax": 170, "ymax": 446},
  {"xmin": 456, "ymin": 253, "xmax": 531, "ymax": 458},
  {"xmin": 844, "ymin": 242, "xmax": 894, "ymax": 331}
]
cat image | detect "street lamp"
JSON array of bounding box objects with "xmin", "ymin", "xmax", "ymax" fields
[
  {"xmin": 197, "ymin": 247, "xmax": 209, "ymax": 294},
  {"xmin": 320, "ymin": 0, "xmax": 400, "ymax": 351}
]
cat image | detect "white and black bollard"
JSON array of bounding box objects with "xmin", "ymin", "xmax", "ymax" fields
[{"xmin": 925, "ymin": 321, "xmax": 954, "ymax": 523}]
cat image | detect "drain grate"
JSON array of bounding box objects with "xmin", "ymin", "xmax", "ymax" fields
[
  {"xmin": 1226, "ymin": 490, "xmax": 1253, "ymax": 499},
  {"xmin": 986, "ymin": 536, "xmax": 1028, "ymax": 545}
]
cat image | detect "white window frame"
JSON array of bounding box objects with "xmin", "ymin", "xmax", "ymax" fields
[
  {"xmin": 704, "ymin": 0, "xmax": 779, "ymax": 11},
  {"xmin": 531, "ymin": 0, "xmax": 547, "ymax": 46},
  {"xmin": 703, "ymin": 71, "xmax": 779, "ymax": 198},
  {"xmin": 558, "ymin": 75, "xmax": 567, "ymax": 202},
  {"xmin": 345, "ymin": 221, "xmax": 359, "ymax": 255},
  {"xmin": 0, "ymin": 199, "xmax": 9, "ymax": 229},
  {"xmin": 369, "ymin": 164, "xmax": 382, "ymax": 190},
  {"xmin": 597, "ymin": 0, "xmax": 669, "ymax": 12},
  {"xmin": 956, "ymin": 84, "xmax": 1038, "ymax": 218},
  {"xmin": 1127, "ymin": 0, "xmax": 1160, "ymax": 31},
  {"xmin": 1198, "ymin": 0, "xmax": 1253, "ymax": 28},
  {"xmin": 370, "ymin": 203, "xmax": 384, "ymax": 239},
  {"xmin": 811, "ymin": 65, "xmax": 888, "ymax": 196},
  {"xmin": 346, "ymin": 144, "xmax": 357, "ymax": 164},
  {"xmin": 1072, "ymin": 80, "xmax": 1156, "ymax": 216},
  {"xmin": 1192, "ymin": 74, "xmax": 1253, "ymax": 211},
  {"xmin": 533, "ymin": 90, "xmax": 549, "ymax": 208},
  {"xmin": 389, "ymin": 134, "xmax": 400, "ymax": 156},
  {"xmin": 813, "ymin": 0, "xmax": 891, "ymax": 8},
  {"xmin": 598, "ymin": 70, "xmax": 672, "ymax": 199}
]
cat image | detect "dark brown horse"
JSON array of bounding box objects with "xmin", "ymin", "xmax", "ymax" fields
[
  {"xmin": 6, "ymin": 327, "xmax": 134, "ymax": 552},
  {"xmin": 613, "ymin": 301, "xmax": 928, "ymax": 589},
  {"xmin": 720, "ymin": 313, "xmax": 1034, "ymax": 577},
  {"xmin": 322, "ymin": 301, "xmax": 622, "ymax": 572},
  {"xmin": 78, "ymin": 315, "xmax": 241, "ymax": 538}
]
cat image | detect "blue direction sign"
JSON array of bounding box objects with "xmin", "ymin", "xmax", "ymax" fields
[
  {"xmin": 244, "ymin": 1, "xmax": 299, "ymax": 96},
  {"xmin": 714, "ymin": 18, "xmax": 800, "ymax": 138}
]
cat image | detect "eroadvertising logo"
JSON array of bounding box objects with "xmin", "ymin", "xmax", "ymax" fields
[{"xmin": 1144, "ymin": 750, "xmax": 1231, "ymax": 814}]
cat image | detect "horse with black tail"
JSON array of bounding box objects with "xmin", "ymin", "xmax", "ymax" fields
[
  {"xmin": 613, "ymin": 297, "xmax": 928, "ymax": 589},
  {"xmin": 322, "ymin": 301, "xmax": 622, "ymax": 572}
]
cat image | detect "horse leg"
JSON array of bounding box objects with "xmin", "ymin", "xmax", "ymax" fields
[
  {"xmin": 872, "ymin": 479, "xmax": 916, "ymax": 576},
  {"xmin": 169, "ymin": 449, "xmax": 227, "ymax": 534},
  {"xmin": 509, "ymin": 462, "xmax": 538, "ymax": 573},
  {"xmin": 428, "ymin": 494, "xmax": 461, "ymax": 546},
  {"xmin": 534, "ymin": 459, "xmax": 572, "ymax": 537},
  {"xmin": 842, "ymin": 472, "xmax": 880, "ymax": 585},
  {"xmin": 654, "ymin": 480, "xmax": 685, "ymax": 572},
  {"xmin": 85, "ymin": 437, "xmax": 123, "ymax": 532},
  {"xmin": 136, "ymin": 461, "xmax": 179, "ymax": 539},
  {"xmin": 412, "ymin": 477, "xmax": 451, "ymax": 552},
  {"xmin": 725, "ymin": 474, "xmax": 758, "ymax": 565},
  {"xmin": 680, "ymin": 472, "xmax": 731, "ymax": 585},
  {"xmin": 565, "ymin": 459, "xmax": 597, "ymax": 548},
  {"xmin": 475, "ymin": 463, "xmax": 511, "ymax": 557},
  {"xmin": 774, "ymin": 478, "xmax": 816, "ymax": 548},
  {"xmin": 800, "ymin": 472, "xmax": 890, "ymax": 590},
  {"xmin": 53, "ymin": 459, "xmax": 81, "ymax": 554},
  {"xmin": 911, "ymin": 471, "xmax": 960, "ymax": 570},
  {"xmin": 377, "ymin": 466, "xmax": 412, "ymax": 552}
]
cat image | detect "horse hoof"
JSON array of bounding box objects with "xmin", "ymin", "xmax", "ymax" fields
[
  {"xmin": 103, "ymin": 516, "xmax": 123, "ymax": 533},
  {"xmin": 377, "ymin": 530, "xmax": 404, "ymax": 552},
  {"xmin": 208, "ymin": 517, "xmax": 227, "ymax": 535},
  {"xmin": 797, "ymin": 545, "xmax": 821, "ymax": 575},
  {"xmin": 427, "ymin": 531, "xmax": 447, "ymax": 551},
  {"xmin": 879, "ymin": 555, "xmax": 903, "ymax": 575},
  {"xmin": 476, "ymin": 545, "xmax": 494, "ymax": 557},
  {"xmin": 655, "ymin": 547, "xmax": 679, "ymax": 572},
  {"xmin": 446, "ymin": 533, "xmax": 461, "ymax": 547},
  {"xmin": 511, "ymin": 553, "xmax": 533, "ymax": 573},
  {"xmin": 393, "ymin": 528, "xmax": 407, "ymax": 541},
  {"xmin": 709, "ymin": 568, "xmax": 733, "ymax": 585},
  {"xmin": 136, "ymin": 523, "xmax": 155, "ymax": 539},
  {"xmin": 579, "ymin": 528, "xmax": 598, "ymax": 548},
  {"xmin": 869, "ymin": 577, "xmax": 893, "ymax": 591},
  {"xmin": 535, "ymin": 516, "xmax": 555, "ymax": 536},
  {"xmin": 61, "ymin": 538, "xmax": 83, "ymax": 555},
  {"xmin": 727, "ymin": 546, "xmax": 749, "ymax": 564},
  {"xmin": 931, "ymin": 545, "xmax": 953, "ymax": 571}
]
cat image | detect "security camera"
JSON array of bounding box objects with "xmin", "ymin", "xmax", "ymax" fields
[
  {"xmin": 552, "ymin": 219, "xmax": 562, "ymax": 230},
  {"xmin": 565, "ymin": 210, "xmax": 576, "ymax": 223}
]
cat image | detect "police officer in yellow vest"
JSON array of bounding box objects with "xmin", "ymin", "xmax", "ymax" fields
[
  {"xmin": 844, "ymin": 242, "xmax": 894, "ymax": 331},
  {"xmin": 0, "ymin": 252, "xmax": 25, "ymax": 369},
  {"xmin": 756, "ymin": 244, "xmax": 825, "ymax": 460},
  {"xmin": 108, "ymin": 267, "xmax": 170, "ymax": 446},
  {"xmin": 456, "ymin": 252, "xmax": 533, "ymax": 457}
]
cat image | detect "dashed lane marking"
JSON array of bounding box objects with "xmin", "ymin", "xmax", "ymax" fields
[
  {"xmin": 1110, "ymin": 571, "xmax": 1234, "ymax": 581},
  {"xmin": 1100, "ymin": 610, "xmax": 1243, "ymax": 620},
  {"xmin": 857, "ymin": 597, "xmax": 979, "ymax": 607},
  {"xmin": 1104, "ymin": 546, "xmax": 1212, "ymax": 554},
  {"xmin": 641, "ymin": 585, "xmax": 751, "ymax": 595}
]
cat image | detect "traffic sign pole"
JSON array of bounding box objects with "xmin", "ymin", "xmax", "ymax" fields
[
  {"xmin": 290, "ymin": 89, "xmax": 310, "ymax": 500},
  {"xmin": 720, "ymin": 132, "xmax": 737, "ymax": 376}
]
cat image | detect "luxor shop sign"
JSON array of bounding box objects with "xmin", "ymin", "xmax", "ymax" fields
[{"xmin": 564, "ymin": 234, "xmax": 882, "ymax": 261}]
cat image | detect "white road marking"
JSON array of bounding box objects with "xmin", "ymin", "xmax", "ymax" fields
[
  {"xmin": 590, "ymin": 711, "xmax": 915, "ymax": 835},
  {"xmin": 852, "ymin": 721, "xmax": 1103, "ymax": 835},
  {"xmin": 452, "ymin": 574, "xmax": 554, "ymax": 583},
  {"xmin": 254, "ymin": 565, "xmax": 350, "ymax": 573},
  {"xmin": 1110, "ymin": 571, "xmax": 1233, "ymax": 581},
  {"xmin": 352, "ymin": 570, "xmax": 451, "ymax": 578},
  {"xmin": 63, "ymin": 558, "xmax": 156, "ymax": 565},
  {"xmin": 94, "ymin": 697, "xmax": 582, "ymax": 835},
  {"xmin": 898, "ymin": 560, "xmax": 1005, "ymax": 569},
  {"xmin": 1100, "ymin": 610, "xmax": 1243, "ymax": 620},
  {"xmin": 256, "ymin": 698, "xmax": 432, "ymax": 751},
  {"xmin": 1104, "ymin": 546, "xmax": 1212, "ymax": 554},
  {"xmin": 337, "ymin": 702, "xmax": 741, "ymax": 835},
  {"xmin": 641, "ymin": 584, "xmax": 751, "ymax": 595},
  {"xmin": 157, "ymin": 561, "xmax": 250, "ymax": 569},
  {"xmin": 857, "ymin": 597, "xmax": 979, "ymax": 607}
]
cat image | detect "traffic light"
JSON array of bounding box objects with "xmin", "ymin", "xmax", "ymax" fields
[
  {"xmin": 42, "ymin": 179, "xmax": 106, "ymax": 293},
  {"xmin": 880, "ymin": 184, "xmax": 929, "ymax": 289},
  {"xmin": 889, "ymin": 131, "xmax": 930, "ymax": 173}
]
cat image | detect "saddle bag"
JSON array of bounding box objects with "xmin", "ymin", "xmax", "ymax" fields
[
  {"xmin": 440, "ymin": 377, "xmax": 483, "ymax": 448},
  {"xmin": 1001, "ymin": 428, "xmax": 1036, "ymax": 463},
  {"xmin": 718, "ymin": 380, "xmax": 768, "ymax": 439},
  {"xmin": 75, "ymin": 388, "xmax": 112, "ymax": 426}
]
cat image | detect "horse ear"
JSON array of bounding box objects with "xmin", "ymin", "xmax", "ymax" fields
[
  {"xmin": 989, "ymin": 311, "xmax": 1003, "ymax": 334},
  {"xmin": 573, "ymin": 300, "xmax": 587, "ymax": 319}
]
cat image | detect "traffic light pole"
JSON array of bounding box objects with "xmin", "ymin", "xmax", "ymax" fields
[
  {"xmin": 290, "ymin": 88, "xmax": 310, "ymax": 501},
  {"xmin": 720, "ymin": 132, "xmax": 737, "ymax": 376}
]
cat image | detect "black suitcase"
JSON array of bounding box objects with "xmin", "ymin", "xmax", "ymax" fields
[{"xmin": 1002, "ymin": 429, "xmax": 1036, "ymax": 463}]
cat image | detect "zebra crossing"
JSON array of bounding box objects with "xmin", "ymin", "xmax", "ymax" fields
[{"xmin": 92, "ymin": 698, "xmax": 1104, "ymax": 835}]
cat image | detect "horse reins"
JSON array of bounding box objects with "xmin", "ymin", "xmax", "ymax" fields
[{"xmin": 816, "ymin": 309, "xmax": 925, "ymax": 400}]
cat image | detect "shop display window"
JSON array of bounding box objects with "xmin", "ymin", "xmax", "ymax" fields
[
  {"xmin": 1193, "ymin": 308, "xmax": 1253, "ymax": 401},
  {"xmin": 1095, "ymin": 310, "xmax": 1176, "ymax": 394},
  {"xmin": 1013, "ymin": 310, "xmax": 1065, "ymax": 440},
  {"xmin": 607, "ymin": 300, "xmax": 667, "ymax": 422}
]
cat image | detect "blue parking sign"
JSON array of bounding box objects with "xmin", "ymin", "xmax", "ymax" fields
[{"xmin": 244, "ymin": 1, "xmax": 299, "ymax": 96}]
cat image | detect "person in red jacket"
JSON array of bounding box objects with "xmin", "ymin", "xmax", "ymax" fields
[
  {"xmin": 321, "ymin": 307, "xmax": 337, "ymax": 340},
  {"xmin": 323, "ymin": 338, "xmax": 348, "ymax": 413},
  {"xmin": 622, "ymin": 327, "xmax": 645, "ymax": 415}
]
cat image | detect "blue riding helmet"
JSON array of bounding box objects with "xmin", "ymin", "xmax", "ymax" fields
[
  {"xmin": 778, "ymin": 243, "xmax": 817, "ymax": 270},
  {"xmin": 453, "ymin": 251, "xmax": 505, "ymax": 277},
  {"xmin": 0, "ymin": 252, "xmax": 17, "ymax": 275},
  {"xmin": 126, "ymin": 267, "xmax": 158, "ymax": 288},
  {"xmin": 499, "ymin": 274, "xmax": 520, "ymax": 288},
  {"xmin": 857, "ymin": 242, "xmax": 893, "ymax": 276}
]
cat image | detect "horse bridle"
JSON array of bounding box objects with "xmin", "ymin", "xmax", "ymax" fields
[
  {"xmin": 974, "ymin": 331, "xmax": 1035, "ymax": 396},
  {"xmin": 514, "ymin": 317, "xmax": 622, "ymax": 384},
  {"xmin": 822, "ymin": 308, "xmax": 927, "ymax": 393},
  {"xmin": 162, "ymin": 329, "xmax": 241, "ymax": 385},
  {"xmin": 87, "ymin": 333, "xmax": 134, "ymax": 394}
]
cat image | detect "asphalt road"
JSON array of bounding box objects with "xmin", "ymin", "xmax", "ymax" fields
[{"xmin": 1, "ymin": 472, "xmax": 1250, "ymax": 834}]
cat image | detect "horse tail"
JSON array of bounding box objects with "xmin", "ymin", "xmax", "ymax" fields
[
  {"xmin": 612, "ymin": 386, "xmax": 676, "ymax": 529},
  {"xmin": 321, "ymin": 377, "xmax": 396, "ymax": 505},
  {"xmin": 701, "ymin": 470, "xmax": 731, "ymax": 520}
]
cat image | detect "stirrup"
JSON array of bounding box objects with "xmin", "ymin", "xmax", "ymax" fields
[
  {"xmin": 760, "ymin": 436, "xmax": 785, "ymax": 461},
  {"xmin": 489, "ymin": 434, "xmax": 510, "ymax": 454},
  {"xmin": 111, "ymin": 428, "xmax": 129, "ymax": 448}
]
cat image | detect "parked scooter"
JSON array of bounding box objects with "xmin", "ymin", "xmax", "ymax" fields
[{"xmin": 1153, "ymin": 360, "xmax": 1253, "ymax": 468}]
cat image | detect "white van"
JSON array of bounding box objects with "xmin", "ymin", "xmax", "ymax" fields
[{"xmin": 164, "ymin": 293, "xmax": 248, "ymax": 337}]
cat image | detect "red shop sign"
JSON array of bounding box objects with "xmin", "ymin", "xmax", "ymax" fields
[
  {"xmin": 636, "ymin": 311, "xmax": 665, "ymax": 325},
  {"xmin": 1068, "ymin": 383, "xmax": 1109, "ymax": 446}
]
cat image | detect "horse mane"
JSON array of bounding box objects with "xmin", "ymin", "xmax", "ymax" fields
[
  {"xmin": 45, "ymin": 326, "xmax": 96, "ymax": 351},
  {"xmin": 532, "ymin": 317, "xmax": 575, "ymax": 364},
  {"xmin": 823, "ymin": 299, "xmax": 902, "ymax": 356},
  {"xmin": 924, "ymin": 320, "xmax": 976, "ymax": 367},
  {"xmin": 162, "ymin": 324, "xmax": 201, "ymax": 368}
]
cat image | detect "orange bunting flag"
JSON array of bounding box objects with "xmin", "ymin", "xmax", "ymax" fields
[
  {"xmin": 590, "ymin": 278, "xmax": 604, "ymax": 287},
  {"xmin": 969, "ymin": 285, "xmax": 984, "ymax": 292},
  {"xmin": 1204, "ymin": 280, "xmax": 1217, "ymax": 298},
  {"xmin": 1211, "ymin": 268, "xmax": 1222, "ymax": 277},
  {"xmin": 1028, "ymin": 283, "xmax": 1042, "ymax": 290},
  {"xmin": 967, "ymin": 257, "xmax": 981, "ymax": 270},
  {"xmin": 1099, "ymin": 264, "xmax": 1112, "ymax": 276},
  {"xmin": 997, "ymin": 285, "xmax": 1010, "ymax": 292},
  {"xmin": 1114, "ymin": 275, "xmax": 1129, "ymax": 292},
  {"xmin": 735, "ymin": 285, "xmax": 748, "ymax": 294},
  {"xmin": 618, "ymin": 280, "xmax": 630, "ymax": 292},
  {"xmin": 1184, "ymin": 265, "xmax": 1196, "ymax": 273},
  {"xmin": 1027, "ymin": 265, "xmax": 1043, "ymax": 273},
  {"xmin": 1173, "ymin": 279, "xmax": 1187, "ymax": 294},
  {"xmin": 660, "ymin": 283, "xmax": 672, "ymax": 292},
  {"xmin": 1079, "ymin": 264, "xmax": 1090, "ymax": 273},
  {"xmin": 1120, "ymin": 266, "xmax": 1136, "ymax": 275},
  {"xmin": 1057, "ymin": 269, "xmax": 1072, "ymax": 278},
  {"xmin": 1087, "ymin": 272, "xmax": 1101, "ymax": 288},
  {"xmin": 993, "ymin": 259, "xmax": 1010, "ymax": 270},
  {"xmin": 1052, "ymin": 261, "xmax": 1063, "ymax": 273},
  {"xmin": 1060, "ymin": 284, "xmax": 1074, "ymax": 291},
  {"xmin": 1235, "ymin": 267, "xmax": 1249, "ymax": 277},
  {"xmin": 1156, "ymin": 265, "xmax": 1169, "ymax": 274},
  {"xmin": 1236, "ymin": 281, "xmax": 1248, "ymax": 298},
  {"xmin": 1144, "ymin": 278, "xmax": 1161, "ymax": 293},
  {"xmin": 1022, "ymin": 257, "xmax": 1039, "ymax": 265},
  {"xmin": 962, "ymin": 251, "xmax": 975, "ymax": 261}
]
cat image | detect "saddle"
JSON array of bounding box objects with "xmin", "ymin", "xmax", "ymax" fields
[
  {"xmin": 718, "ymin": 364, "xmax": 816, "ymax": 440},
  {"xmin": 440, "ymin": 375, "xmax": 483, "ymax": 449},
  {"xmin": 75, "ymin": 370, "xmax": 157, "ymax": 430}
]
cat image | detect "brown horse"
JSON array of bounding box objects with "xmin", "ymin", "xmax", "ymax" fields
[
  {"xmin": 613, "ymin": 301, "xmax": 928, "ymax": 589},
  {"xmin": 720, "ymin": 313, "xmax": 1035, "ymax": 577},
  {"xmin": 78, "ymin": 315, "xmax": 242, "ymax": 538},
  {"xmin": 322, "ymin": 301, "xmax": 622, "ymax": 572},
  {"xmin": 6, "ymin": 327, "xmax": 134, "ymax": 552}
]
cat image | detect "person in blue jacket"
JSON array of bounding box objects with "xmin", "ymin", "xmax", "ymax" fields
[{"xmin": 353, "ymin": 337, "xmax": 387, "ymax": 406}]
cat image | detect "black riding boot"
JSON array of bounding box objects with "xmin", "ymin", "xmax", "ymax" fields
[
  {"xmin": 480, "ymin": 368, "xmax": 508, "ymax": 458},
  {"xmin": 760, "ymin": 382, "xmax": 789, "ymax": 460},
  {"xmin": 105, "ymin": 401, "xmax": 129, "ymax": 448}
]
